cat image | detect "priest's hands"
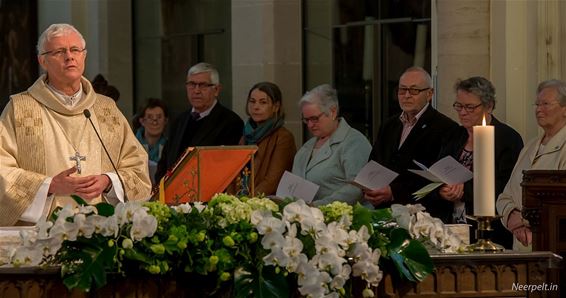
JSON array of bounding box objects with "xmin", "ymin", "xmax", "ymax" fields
[
  {"xmin": 439, "ymin": 184, "xmax": 464, "ymax": 202},
  {"xmin": 48, "ymin": 167, "xmax": 112, "ymax": 200},
  {"xmin": 363, "ymin": 186, "xmax": 393, "ymax": 207}
]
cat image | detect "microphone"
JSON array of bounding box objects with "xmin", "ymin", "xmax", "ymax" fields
[{"xmin": 83, "ymin": 109, "xmax": 128, "ymax": 201}]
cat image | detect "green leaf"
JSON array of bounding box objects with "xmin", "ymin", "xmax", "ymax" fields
[
  {"xmin": 371, "ymin": 207, "xmax": 393, "ymax": 221},
  {"xmin": 60, "ymin": 238, "xmax": 118, "ymax": 291},
  {"xmin": 389, "ymin": 252, "xmax": 416, "ymax": 282},
  {"xmin": 352, "ymin": 203, "xmax": 373, "ymax": 232},
  {"xmin": 124, "ymin": 248, "xmax": 152, "ymax": 264},
  {"xmin": 71, "ymin": 195, "xmax": 88, "ymax": 206},
  {"xmin": 95, "ymin": 202, "xmax": 115, "ymax": 216},
  {"xmin": 234, "ymin": 266, "xmax": 289, "ymax": 298},
  {"xmin": 49, "ymin": 206, "xmax": 63, "ymax": 221},
  {"xmin": 401, "ymin": 240, "xmax": 434, "ymax": 281},
  {"xmin": 386, "ymin": 228, "xmax": 433, "ymax": 282}
]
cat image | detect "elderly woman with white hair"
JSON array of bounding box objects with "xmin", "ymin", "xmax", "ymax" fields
[
  {"xmin": 497, "ymin": 79, "xmax": 566, "ymax": 251},
  {"xmin": 292, "ymin": 84, "xmax": 372, "ymax": 206}
]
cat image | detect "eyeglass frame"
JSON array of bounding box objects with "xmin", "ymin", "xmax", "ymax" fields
[
  {"xmin": 533, "ymin": 100, "xmax": 561, "ymax": 109},
  {"xmin": 40, "ymin": 47, "xmax": 86, "ymax": 58},
  {"xmin": 397, "ymin": 86, "xmax": 430, "ymax": 96},
  {"xmin": 452, "ymin": 102, "xmax": 483, "ymax": 113},
  {"xmin": 186, "ymin": 81, "xmax": 216, "ymax": 90},
  {"xmin": 142, "ymin": 115, "xmax": 166, "ymax": 123},
  {"xmin": 301, "ymin": 112, "xmax": 326, "ymax": 124}
]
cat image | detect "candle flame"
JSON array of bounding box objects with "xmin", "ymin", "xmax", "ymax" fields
[{"xmin": 482, "ymin": 114, "xmax": 486, "ymax": 126}]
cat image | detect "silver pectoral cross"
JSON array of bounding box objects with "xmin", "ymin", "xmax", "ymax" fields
[{"xmin": 70, "ymin": 151, "xmax": 86, "ymax": 174}]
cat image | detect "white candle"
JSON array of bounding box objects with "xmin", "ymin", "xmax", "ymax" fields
[{"xmin": 473, "ymin": 115, "xmax": 495, "ymax": 216}]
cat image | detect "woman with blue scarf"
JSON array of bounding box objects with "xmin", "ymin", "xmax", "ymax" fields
[
  {"xmin": 241, "ymin": 82, "xmax": 296, "ymax": 196},
  {"xmin": 135, "ymin": 98, "xmax": 169, "ymax": 184}
]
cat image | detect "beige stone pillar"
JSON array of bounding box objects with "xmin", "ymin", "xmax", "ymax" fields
[
  {"xmin": 436, "ymin": 0, "xmax": 491, "ymax": 119},
  {"xmin": 231, "ymin": 0, "xmax": 303, "ymax": 146}
]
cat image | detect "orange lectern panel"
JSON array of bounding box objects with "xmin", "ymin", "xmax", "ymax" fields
[{"xmin": 159, "ymin": 146, "xmax": 257, "ymax": 205}]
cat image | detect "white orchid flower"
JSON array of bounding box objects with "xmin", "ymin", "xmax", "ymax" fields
[
  {"xmin": 329, "ymin": 264, "xmax": 351, "ymax": 289},
  {"xmin": 54, "ymin": 205, "xmax": 76, "ymax": 223},
  {"xmin": 77, "ymin": 205, "xmax": 97, "ymax": 215},
  {"xmin": 286, "ymin": 253, "xmax": 308, "ymax": 272},
  {"xmin": 74, "ymin": 213, "xmax": 95, "ymax": 238},
  {"xmin": 263, "ymin": 247, "xmax": 288, "ymax": 267},
  {"xmin": 36, "ymin": 220, "xmax": 53, "ymax": 240},
  {"xmin": 326, "ymin": 221, "xmax": 349, "ymax": 248},
  {"xmin": 10, "ymin": 246, "xmax": 43, "ymax": 267},
  {"xmin": 255, "ymin": 216, "xmax": 285, "ymax": 235},
  {"xmin": 36, "ymin": 237, "xmax": 63, "ymax": 257},
  {"xmin": 317, "ymin": 252, "xmax": 346, "ymax": 275},
  {"xmin": 49, "ymin": 219, "xmax": 79, "ymax": 242},
  {"xmin": 20, "ymin": 228, "xmax": 39, "ymax": 246},
  {"xmin": 261, "ymin": 232, "xmax": 285, "ymax": 250},
  {"xmin": 282, "ymin": 235, "xmax": 303, "ymax": 258},
  {"xmin": 173, "ymin": 203, "xmax": 192, "ymax": 214},
  {"xmin": 99, "ymin": 215, "xmax": 120, "ymax": 238},
  {"xmin": 130, "ymin": 212, "xmax": 157, "ymax": 241}
]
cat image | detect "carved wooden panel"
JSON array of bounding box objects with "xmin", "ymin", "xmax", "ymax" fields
[{"xmin": 378, "ymin": 252, "xmax": 560, "ymax": 298}]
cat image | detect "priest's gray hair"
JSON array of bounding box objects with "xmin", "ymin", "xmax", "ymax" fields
[
  {"xmin": 187, "ymin": 62, "xmax": 220, "ymax": 85},
  {"xmin": 37, "ymin": 24, "xmax": 86, "ymax": 55},
  {"xmin": 299, "ymin": 84, "xmax": 339, "ymax": 116},
  {"xmin": 537, "ymin": 79, "xmax": 566, "ymax": 106}
]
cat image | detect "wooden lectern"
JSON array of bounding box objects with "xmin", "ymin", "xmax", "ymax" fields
[
  {"xmin": 157, "ymin": 146, "xmax": 257, "ymax": 205},
  {"xmin": 522, "ymin": 170, "xmax": 565, "ymax": 296}
]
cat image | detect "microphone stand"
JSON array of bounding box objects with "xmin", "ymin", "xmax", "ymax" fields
[{"xmin": 83, "ymin": 109, "xmax": 128, "ymax": 201}]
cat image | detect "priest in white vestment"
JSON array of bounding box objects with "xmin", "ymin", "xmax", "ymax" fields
[{"xmin": 0, "ymin": 23, "xmax": 151, "ymax": 226}]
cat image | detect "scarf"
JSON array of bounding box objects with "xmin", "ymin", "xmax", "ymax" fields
[
  {"xmin": 135, "ymin": 127, "xmax": 167, "ymax": 162},
  {"xmin": 243, "ymin": 117, "xmax": 284, "ymax": 145}
]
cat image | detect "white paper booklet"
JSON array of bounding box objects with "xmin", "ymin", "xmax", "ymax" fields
[
  {"xmin": 409, "ymin": 156, "xmax": 473, "ymax": 185},
  {"xmin": 336, "ymin": 160, "xmax": 398, "ymax": 191},
  {"xmin": 409, "ymin": 156, "xmax": 473, "ymax": 200},
  {"xmin": 275, "ymin": 171, "xmax": 320, "ymax": 203}
]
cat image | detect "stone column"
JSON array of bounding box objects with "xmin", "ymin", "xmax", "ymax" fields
[{"xmin": 231, "ymin": 0, "xmax": 303, "ymax": 146}]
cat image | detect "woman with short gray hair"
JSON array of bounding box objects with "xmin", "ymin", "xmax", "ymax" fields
[
  {"xmin": 292, "ymin": 84, "xmax": 371, "ymax": 206},
  {"xmin": 435, "ymin": 76, "xmax": 523, "ymax": 249}
]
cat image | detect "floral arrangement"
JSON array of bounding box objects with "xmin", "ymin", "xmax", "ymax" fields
[{"xmin": 8, "ymin": 195, "xmax": 464, "ymax": 297}]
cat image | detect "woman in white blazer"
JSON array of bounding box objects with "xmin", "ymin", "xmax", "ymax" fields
[{"xmin": 497, "ymin": 79, "xmax": 566, "ymax": 251}]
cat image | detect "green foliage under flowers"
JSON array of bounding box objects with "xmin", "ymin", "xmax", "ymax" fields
[{"xmin": 10, "ymin": 195, "xmax": 443, "ymax": 297}]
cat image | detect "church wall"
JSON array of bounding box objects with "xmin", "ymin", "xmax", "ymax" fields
[
  {"xmin": 33, "ymin": 0, "xmax": 566, "ymax": 143},
  {"xmin": 231, "ymin": 0, "xmax": 303, "ymax": 147}
]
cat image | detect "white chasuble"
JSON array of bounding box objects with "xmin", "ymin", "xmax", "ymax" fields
[{"xmin": 0, "ymin": 75, "xmax": 151, "ymax": 226}]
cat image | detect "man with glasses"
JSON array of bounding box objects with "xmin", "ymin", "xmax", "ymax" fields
[
  {"xmin": 0, "ymin": 24, "xmax": 152, "ymax": 226},
  {"xmin": 364, "ymin": 67, "xmax": 457, "ymax": 220},
  {"xmin": 155, "ymin": 62, "xmax": 243, "ymax": 182}
]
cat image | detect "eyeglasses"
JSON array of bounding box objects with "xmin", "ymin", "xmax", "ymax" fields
[
  {"xmin": 397, "ymin": 87, "xmax": 430, "ymax": 96},
  {"xmin": 302, "ymin": 112, "xmax": 326, "ymax": 124},
  {"xmin": 186, "ymin": 81, "xmax": 216, "ymax": 90},
  {"xmin": 533, "ymin": 101, "xmax": 561, "ymax": 109},
  {"xmin": 144, "ymin": 115, "xmax": 165, "ymax": 123},
  {"xmin": 452, "ymin": 102, "xmax": 483, "ymax": 113},
  {"xmin": 40, "ymin": 47, "xmax": 86, "ymax": 58}
]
